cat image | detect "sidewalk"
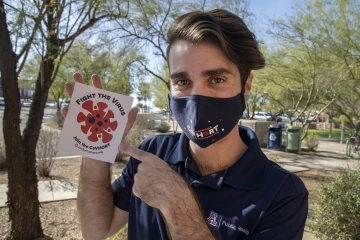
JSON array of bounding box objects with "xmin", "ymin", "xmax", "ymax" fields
[{"xmin": 0, "ymin": 179, "xmax": 78, "ymax": 207}]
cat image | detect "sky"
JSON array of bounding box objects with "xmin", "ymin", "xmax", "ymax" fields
[{"xmin": 249, "ymin": 0, "xmax": 294, "ymax": 45}]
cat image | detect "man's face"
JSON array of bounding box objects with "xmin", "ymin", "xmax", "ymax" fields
[{"xmin": 168, "ymin": 40, "xmax": 243, "ymax": 98}]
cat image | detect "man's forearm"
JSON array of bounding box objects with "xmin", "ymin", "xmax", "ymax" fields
[
  {"xmin": 161, "ymin": 185, "xmax": 216, "ymax": 240},
  {"xmin": 77, "ymin": 158, "xmax": 114, "ymax": 239}
]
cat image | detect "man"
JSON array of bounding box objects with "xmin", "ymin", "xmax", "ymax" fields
[{"xmin": 63, "ymin": 9, "xmax": 308, "ymax": 240}]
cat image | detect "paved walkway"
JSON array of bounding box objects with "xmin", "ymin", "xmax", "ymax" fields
[
  {"xmin": 0, "ymin": 179, "xmax": 78, "ymax": 207},
  {"xmin": 1, "ymin": 140, "xmax": 358, "ymax": 240}
]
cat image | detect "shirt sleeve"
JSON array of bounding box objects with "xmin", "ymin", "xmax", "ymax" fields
[
  {"xmin": 111, "ymin": 156, "xmax": 140, "ymax": 212},
  {"xmin": 249, "ymin": 194, "xmax": 308, "ymax": 240},
  {"xmin": 249, "ymin": 175, "xmax": 309, "ymax": 240}
]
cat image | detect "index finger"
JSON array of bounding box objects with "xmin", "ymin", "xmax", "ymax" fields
[{"xmin": 118, "ymin": 144, "xmax": 155, "ymax": 163}]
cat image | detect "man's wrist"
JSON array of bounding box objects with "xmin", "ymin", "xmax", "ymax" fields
[{"xmin": 81, "ymin": 157, "xmax": 111, "ymax": 182}]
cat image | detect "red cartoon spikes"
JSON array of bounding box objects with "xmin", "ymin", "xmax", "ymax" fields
[{"xmin": 77, "ymin": 100, "xmax": 118, "ymax": 143}]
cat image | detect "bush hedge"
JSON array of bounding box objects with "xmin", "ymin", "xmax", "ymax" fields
[{"xmin": 310, "ymin": 170, "xmax": 360, "ymax": 239}]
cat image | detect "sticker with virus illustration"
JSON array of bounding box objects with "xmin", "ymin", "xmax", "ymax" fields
[{"xmin": 57, "ymin": 82, "xmax": 133, "ymax": 163}]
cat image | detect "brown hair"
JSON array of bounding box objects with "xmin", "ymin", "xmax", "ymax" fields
[{"xmin": 167, "ymin": 9, "xmax": 265, "ymax": 89}]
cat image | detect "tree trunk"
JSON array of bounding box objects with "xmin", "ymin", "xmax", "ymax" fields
[{"xmin": 0, "ymin": 1, "xmax": 43, "ymax": 238}]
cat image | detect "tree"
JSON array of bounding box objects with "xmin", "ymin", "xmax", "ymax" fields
[
  {"xmin": 151, "ymin": 65, "xmax": 170, "ymax": 110},
  {"xmin": 49, "ymin": 39, "xmax": 137, "ymax": 110},
  {"xmin": 264, "ymin": 0, "xmax": 360, "ymax": 129},
  {"xmin": 0, "ymin": 1, "xmax": 128, "ymax": 238},
  {"xmin": 137, "ymin": 82, "xmax": 152, "ymax": 110},
  {"xmin": 244, "ymin": 82, "xmax": 266, "ymax": 119}
]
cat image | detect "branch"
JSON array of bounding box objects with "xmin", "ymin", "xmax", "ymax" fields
[
  {"xmin": 15, "ymin": 0, "xmax": 46, "ymax": 61},
  {"xmin": 137, "ymin": 60, "xmax": 168, "ymax": 85}
]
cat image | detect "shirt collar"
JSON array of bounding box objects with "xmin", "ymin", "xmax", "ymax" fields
[{"xmin": 165, "ymin": 126, "xmax": 268, "ymax": 190}]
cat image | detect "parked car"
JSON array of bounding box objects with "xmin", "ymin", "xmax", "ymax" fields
[
  {"xmin": 22, "ymin": 100, "xmax": 32, "ymax": 107},
  {"xmin": 275, "ymin": 114, "xmax": 290, "ymax": 123},
  {"xmin": 307, "ymin": 113, "xmax": 316, "ymax": 122},
  {"xmin": 0, "ymin": 97, "xmax": 5, "ymax": 106},
  {"xmin": 45, "ymin": 102, "xmax": 56, "ymax": 107},
  {"xmin": 253, "ymin": 112, "xmax": 272, "ymax": 121},
  {"xmin": 61, "ymin": 102, "xmax": 69, "ymax": 108}
]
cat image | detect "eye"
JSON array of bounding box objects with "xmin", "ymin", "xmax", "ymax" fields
[
  {"xmin": 211, "ymin": 78, "xmax": 224, "ymax": 84},
  {"xmin": 176, "ymin": 80, "xmax": 189, "ymax": 86}
]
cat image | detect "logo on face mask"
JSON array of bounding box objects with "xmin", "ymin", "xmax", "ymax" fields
[{"xmin": 187, "ymin": 125, "xmax": 220, "ymax": 140}]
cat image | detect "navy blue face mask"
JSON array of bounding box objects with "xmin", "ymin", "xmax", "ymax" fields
[{"xmin": 168, "ymin": 92, "xmax": 246, "ymax": 148}]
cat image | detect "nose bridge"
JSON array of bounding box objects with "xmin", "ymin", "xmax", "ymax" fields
[{"xmin": 190, "ymin": 80, "xmax": 207, "ymax": 96}]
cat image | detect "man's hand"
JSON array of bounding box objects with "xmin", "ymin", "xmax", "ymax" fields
[
  {"xmin": 118, "ymin": 144, "xmax": 191, "ymax": 210},
  {"xmin": 61, "ymin": 72, "xmax": 139, "ymax": 140},
  {"xmin": 118, "ymin": 144, "xmax": 215, "ymax": 240}
]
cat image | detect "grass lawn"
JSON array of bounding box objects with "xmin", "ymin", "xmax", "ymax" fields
[{"xmin": 305, "ymin": 128, "xmax": 350, "ymax": 141}]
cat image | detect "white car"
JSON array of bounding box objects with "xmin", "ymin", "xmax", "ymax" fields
[
  {"xmin": 253, "ymin": 112, "xmax": 272, "ymax": 121},
  {"xmin": 307, "ymin": 113, "xmax": 316, "ymax": 122},
  {"xmin": 45, "ymin": 102, "xmax": 56, "ymax": 107},
  {"xmin": 22, "ymin": 101, "xmax": 32, "ymax": 107}
]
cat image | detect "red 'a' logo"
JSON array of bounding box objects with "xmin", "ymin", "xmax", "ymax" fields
[
  {"xmin": 77, "ymin": 100, "xmax": 118, "ymax": 143},
  {"xmin": 207, "ymin": 211, "xmax": 219, "ymax": 227}
]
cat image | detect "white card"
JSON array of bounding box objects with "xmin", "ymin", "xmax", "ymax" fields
[{"xmin": 57, "ymin": 82, "xmax": 134, "ymax": 163}]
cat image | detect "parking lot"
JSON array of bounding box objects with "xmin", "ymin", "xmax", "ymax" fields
[{"xmin": 0, "ymin": 106, "xmax": 57, "ymax": 143}]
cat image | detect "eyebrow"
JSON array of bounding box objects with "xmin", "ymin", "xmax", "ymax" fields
[
  {"xmin": 201, "ymin": 68, "xmax": 234, "ymax": 77},
  {"xmin": 170, "ymin": 68, "xmax": 234, "ymax": 80},
  {"xmin": 170, "ymin": 72, "xmax": 189, "ymax": 80}
]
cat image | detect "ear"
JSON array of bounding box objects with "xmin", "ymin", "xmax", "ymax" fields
[{"xmin": 244, "ymin": 73, "xmax": 253, "ymax": 95}]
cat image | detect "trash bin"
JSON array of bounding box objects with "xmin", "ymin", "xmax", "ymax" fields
[
  {"xmin": 286, "ymin": 126, "xmax": 303, "ymax": 154},
  {"xmin": 268, "ymin": 124, "xmax": 282, "ymax": 149},
  {"xmin": 239, "ymin": 120, "xmax": 277, "ymax": 147}
]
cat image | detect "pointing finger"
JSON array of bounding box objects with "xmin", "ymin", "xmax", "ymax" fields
[
  {"xmin": 118, "ymin": 144, "xmax": 154, "ymax": 163},
  {"xmin": 122, "ymin": 108, "xmax": 139, "ymax": 140}
]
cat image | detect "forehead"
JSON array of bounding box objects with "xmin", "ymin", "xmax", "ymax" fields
[{"xmin": 168, "ymin": 40, "xmax": 239, "ymax": 76}]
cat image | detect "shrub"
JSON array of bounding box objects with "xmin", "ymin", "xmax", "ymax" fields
[
  {"xmin": 269, "ymin": 155, "xmax": 279, "ymax": 163},
  {"xmin": 156, "ymin": 121, "xmax": 170, "ymax": 133},
  {"xmin": 0, "ymin": 143, "xmax": 6, "ymax": 171},
  {"xmin": 305, "ymin": 133, "xmax": 319, "ymax": 151},
  {"xmin": 36, "ymin": 129, "xmax": 59, "ymax": 177},
  {"xmin": 310, "ymin": 170, "xmax": 360, "ymax": 239},
  {"xmin": 53, "ymin": 110, "xmax": 64, "ymax": 128},
  {"xmin": 115, "ymin": 121, "xmax": 145, "ymax": 163},
  {"xmin": 338, "ymin": 115, "xmax": 351, "ymax": 126}
]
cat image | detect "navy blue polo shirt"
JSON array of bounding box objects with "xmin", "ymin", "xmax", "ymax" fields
[{"xmin": 112, "ymin": 126, "xmax": 308, "ymax": 240}]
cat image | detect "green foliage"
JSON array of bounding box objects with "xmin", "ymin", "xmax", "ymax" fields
[
  {"xmin": 53, "ymin": 40, "xmax": 135, "ymax": 98},
  {"xmin": 52, "ymin": 110, "xmax": 64, "ymax": 128},
  {"xmin": 338, "ymin": 115, "xmax": 351, "ymax": 126},
  {"xmin": 263, "ymin": 0, "xmax": 360, "ymax": 126},
  {"xmin": 137, "ymin": 82, "xmax": 152, "ymax": 109},
  {"xmin": 268, "ymin": 155, "xmax": 279, "ymax": 163},
  {"xmin": 156, "ymin": 121, "xmax": 170, "ymax": 133},
  {"xmin": 305, "ymin": 133, "xmax": 319, "ymax": 152},
  {"xmin": 151, "ymin": 64, "xmax": 170, "ymax": 110},
  {"xmin": 310, "ymin": 170, "xmax": 360, "ymax": 239},
  {"xmin": 306, "ymin": 129, "xmax": 350, "ymax": 141}
]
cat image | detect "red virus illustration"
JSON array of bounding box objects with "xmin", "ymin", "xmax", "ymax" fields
[{"xmin": 77, "ymin": 100, "xmax": 118, "ymax": 143}]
